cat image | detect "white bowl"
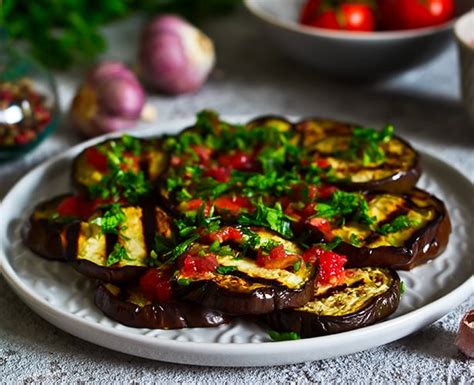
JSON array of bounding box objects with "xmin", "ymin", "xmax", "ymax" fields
[
  {"xmin": 245, "ymin": 0, "xmax": 473, "ymax": 79},
  {"xmin": 454, "ymin": 10, "xmax": 474, "ymax": 123}
]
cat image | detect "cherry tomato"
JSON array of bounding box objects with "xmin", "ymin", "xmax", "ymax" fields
[
  {"xmin": 400, "ymin": 0, "xmax": 454, "ymax": 29},
  {"xmin": 139, "ymin": 269, "xmax": 173, "ymax": 303},
  {"xmin": 378, "ymin": 0, "xmax": 454, "ymax": 30},
  {"xmin": 300, "ymin": 0, "xmax": 321, "ymax": 24},
  {"xmin": 301, "ymin": 2, "xmax": 376, "ymax": 32}
]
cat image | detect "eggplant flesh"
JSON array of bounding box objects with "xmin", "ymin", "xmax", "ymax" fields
[
  {"xmin": 94, "ymin": 282, "xmax": 230, "ymax": 329},
  {"xmin": 264, "ymin": 267, "xmax": 400, "ymax": 338},
  {"xmin": 65, "ymin": 206, "xmax": 174, "ymax": 282},
  {"xmin": 295, "ymin": 118, "xmax": 420, "ymax": 193},
  {"xmin": 175, "ymin": 228, "xmax": 317, "ymax": 315}
]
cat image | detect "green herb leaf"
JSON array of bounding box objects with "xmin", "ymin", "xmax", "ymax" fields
[
  {"xmin": 377, "ymin": 215, "xmax": 421, "ymax": 235},
  {"xmin": 268, "ymin": 330, "xmax": 301, "ymax": 341},
  {"xmin": 400, "ymin": 281, "xmax": 406, "ymax": 295},
  {"xmin": 90, "ymin": 204, "xmax": 126, "ymax": 234},
  {"xmin": 216, "ymin": 265, "xmax": 237, "ymax": 274},
  {"xmin": 106, "ymin": 243, "xmax": 130, "ymax": 266}
]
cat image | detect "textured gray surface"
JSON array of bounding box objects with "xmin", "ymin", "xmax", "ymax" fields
[{"xmin": 1, "ymin": 9, "xmax": 473, "ymax": 383}]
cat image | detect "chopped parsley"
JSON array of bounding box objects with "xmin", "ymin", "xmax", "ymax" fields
[
  {"xmin": 216, "ymin": 265, "xmax": 237, "ymax": 274},
  {"xmin": 268, "ymin": 330, "xmax": 300, "ymax": 341},
  {"xmin": 400, "ymin": 281, "xmax": 406, "ymax": 295},
  {"xmin": 238, "ymin": 200, "xmax": 294, "ymax": 238},
  {"xmin": 316, "ymin": 191, "xmax": 375, "ymax": 226},
  {"xmin": 349, "ymin": 233, "xmax": 362, "ymax": 247},
  {"xmin": 341, "ymin": 124, "xmax": 394, "ymax": 165},
  {"xmin": 90, "ymin": 204, "xmax": 126, "ymax": 234},
  {"xmin": 377, "ymin": 215, "xmax": 421, "ymax": 235},
  {"xmin": 106, "ymin": 243, "xmax": 131, "ymax": 266}
]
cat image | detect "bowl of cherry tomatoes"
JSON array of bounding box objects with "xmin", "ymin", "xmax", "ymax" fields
[{"xmin": 245, "ymin": 0, "xmax": 472, "ymax": 79}]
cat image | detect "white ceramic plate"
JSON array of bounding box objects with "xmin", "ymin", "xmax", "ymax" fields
[{"xmin": 0, "ymin": 116, "xmax": 473, "ymax": 367}]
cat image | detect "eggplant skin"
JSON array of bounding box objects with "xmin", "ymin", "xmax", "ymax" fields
[
  {"xmin": 94, "ymin": 283, "xmax": 230, "ymax": 329},
  {"xmin": 178, "ymin": 276, "xmax": 315, "ymax": 316},
  {"xmin": 264, "ymin": 269, "xmax": 400, "ymax": 338},
  {"xmin": 339, "ymin": 190, "xmax": 451, "ymax": 271},
  {"xmin": 24, "ymin": 195, "xmax": 74, "ymax": 261}
]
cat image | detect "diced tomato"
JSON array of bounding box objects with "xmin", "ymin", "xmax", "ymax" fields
[
  {"xmin": 218, "ymin": 151, "xmax": 255, "ymax": 171},
  {"xmin": 317, "ymin": 250, "xmax": 347, "ymax": 285},
  {"xmin": 139, "ymin": 269, "xmax": 174, "ymax": 303},
  {"xmin": 307, "ymin": 216, "xmax": 333, "ymax": 240},
  {"xmin": 256, "ymin": 244, "xmax": 300, "ymax": 270},
  {"xmin": 180, "ymin": 253, "xmax": 218, "ymax": 277},
  {"xmin": 203, "ymin": 166, "xmax": 231, "ymax": 182},
  {"xmin": 186, "ymin": 199, "xmax": 205, "ymax": 210},
  {"xmin": 299, "ymin": 0, "xmax": 320, "ymax": 24},
  {"xmin": 206, "ymin": 227, "xmax": 243, "ymax": 243},
  {"xmin": 171, "ymin": 155, "xmax": 182, "ymax": 166},
  {"xmin": 57, "ymin": 196, "xmax": 95, "ymax": 219},
  {"xmin": 84, "ymin": 147, "xmax": 108, "ymax": 173},
  {"xmin": 315, "ymin": 159, "xmax": 330, "ymax": 168},
  {"xmin": 214, "ymin": 196, "xmax": 253, "ymax": 213},
  {"xmin": 302, "ymin": 247, "xmax": 347, "ymax": 285},
  {"xmin": 318, "ymin": 185, "xmax": 337, "ymax": 199},
  {"xmin": 191, "ymin": 145, "xmax": 213, "ymax": 164}
]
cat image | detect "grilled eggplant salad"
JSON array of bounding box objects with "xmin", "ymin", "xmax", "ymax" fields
[{"xmin": 24, "ymin": 111, "xmax": 451, "ymax": 339}]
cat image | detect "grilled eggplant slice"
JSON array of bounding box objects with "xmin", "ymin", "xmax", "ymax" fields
[
  {"xmin": 94, "ymin": 282, "xmax": 230, "ymax": 329},
  {"xmin": 264, "ymin": 267, "xmax": 400, "ymax": 338},
  {"xmin": 332, "ymin": 189, "xmax": 451, "ymax": 270},
  {"xmin": 175, "ymin": 228, "xmax": 317, "ymax": 315},
  {"xmin": 296, "ymin": 118, "xmax": 421, "ymax": 193},
  {"xmin": 25, "ymin": 195, "xmax": 74, "ymax": 261},
  {"xmin": 72, "ymin": 136, "xmax": 168, "ymax": 199},
  {"xmin": 65, "ymin": 206, "xmax": 174, "ymax": 282},
  {"xmin": 24, "ymin": 194, "xmax": 101, "ymax": 261}
]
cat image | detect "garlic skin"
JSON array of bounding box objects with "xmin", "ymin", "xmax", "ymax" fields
[
  {"xmin": 139, "ymin": 15, "xmax": 215, "ymax": 95},
  {"xmin": 455, "ymin": 309, "xmax": 474, "ymax": 358},
  {"xmin": 71, "ymin": 61, "xmax": 145, "ymax": 138}
]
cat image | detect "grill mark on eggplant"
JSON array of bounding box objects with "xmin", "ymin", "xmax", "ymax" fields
[
  {"xmin": 226, "ymin": 269, "xmax": 301, "ymax": 289},
  {"xmin": 106, "ymin": 232, "xmax": 118, "ymax": 258},
  {"xmin": 315, "ymin": 279, "xmax": 365, "ymax": 300},
  {"xmin": 141, "ymin": 202, "xmax": 157, "ymax": 256}
]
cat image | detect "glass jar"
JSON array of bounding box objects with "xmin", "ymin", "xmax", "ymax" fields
[{"xmin": 0, "ymin": 33, "xmax": 59, "ymax": 161}]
